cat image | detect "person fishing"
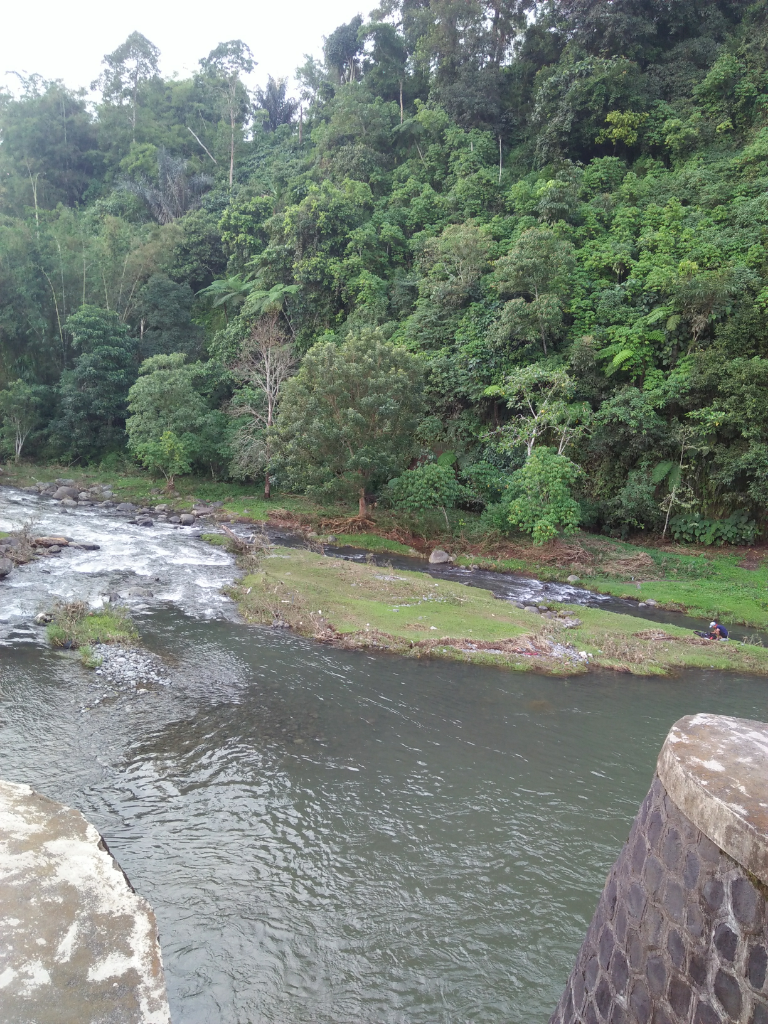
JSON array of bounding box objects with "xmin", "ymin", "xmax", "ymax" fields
[{"xmin": 694, "ymin": 620, "xmax": 729, "ymax": 640}]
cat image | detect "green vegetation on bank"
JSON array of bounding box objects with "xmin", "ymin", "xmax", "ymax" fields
[
  {"xmin": 232, "ymin": 547, "xmax": 768, "ymax": 676},
  {"xmin": 455, "ymin": 533, "xmax": 768, "ymax": 628},
  {"xmin": 47, "ymin": 601, "xmax": 138, "ymax": 664},
  {"xmin": 3, "ymin": 0, "xmax": 768, "ymax": 557}
]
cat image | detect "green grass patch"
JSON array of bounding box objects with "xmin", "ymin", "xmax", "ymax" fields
[
  {"xmin": 200, "ymin": 532, "xmax": 231, "ymax": 548},
  {"xmin": 232, "ymin": 547, "xmax": 768, "ymax": 676},
  {"xmin": 47, "ymin": 601, "xmax": 138, "ymax": 653},
  {"xmin": 331, "ymin": 532, "xmax": 421, "ymax": 555},
  {"xmin": 456, "ymin": 533, "xmax": 768, "ymax": 630}
]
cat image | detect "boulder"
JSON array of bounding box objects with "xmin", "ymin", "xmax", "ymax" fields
[
  {"xmin": 0, "ymin": 558, "xmax": 12, "ymax": 578},
  {"xmin": 428, "ymin": 548, "xmax": 452, "ymax": 564},
  {"xmin": 55, "ymin": 477, "xmax": 76, "ymax": 486},
  {"xmin": 566, "ymin": 574, "xmax": 580, "ymax": 583},
  {"xmin": 115, "ymin": 502, "xmax": 135, "ymax": 512},
  {"xmin": 34, "ymin": 612, "xmax": 52, "ymax": 625},
  {"xmin": 137, "ymin": 517, "xmax": 154, "ymax": 527},
  {"xmin": 179, "ymin": 513, "xmax": 196, "ymax": 526},
  {"xmin": 21, "ymin": 486, "xmax": 38, "ymax": 494},
  {"xmin": 52, "ymin": 486, "xmax": 79, "ymax": 500},
  {"xmin": 60, "ymin": 497, "xmax": 77, "ymax": 508},
  {"xmin": 76, "ymin": 542, "xmax": 100, "ymax": 551},
  {"xmin": 154, "ymin": 504, "xmax": 169, "ymax": 512},
  {"xmin": 124, "ymin": 586, "xmax": 153, "ymax": 597},
  {"xmin": 47, "ymin": 545, "xmax": 61, "ymax": 554},
  {"xmin": 524, "ymin": 604, "xmax": 540, "ymax": 613},
  {"xmin": 645, "ymin": 598, "xmax": 658, "ymax": 608},
  {"xmin": 169, "ymin": 516, "xmax": 181, "ymax": 524},
  {"xmin": 77, "ymin": 491, "xmax": 91, "ymax": 501}
]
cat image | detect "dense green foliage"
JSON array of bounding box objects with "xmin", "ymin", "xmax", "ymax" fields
[{"xmin": 3, "ymin": 1, "xmax": 768, "ymax": 539}]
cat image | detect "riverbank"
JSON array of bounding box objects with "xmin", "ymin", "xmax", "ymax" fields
[
  {"xmin": 4, "ymin": 461, "xmax": 767, "ymax": 632},
  {"xmin": 229, "ymin": 546, "xmax": 768, "ymax": 676}
]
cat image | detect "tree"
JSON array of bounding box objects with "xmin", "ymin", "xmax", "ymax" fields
[
  {"xmin": 199, "ymin": 41, "xmax": 255, "ymax": 187},
  {"xmin": 98, "ymin": 32, "xmax": 160, "ymax": 140},
  {"xmin": 485, "ymin": 365, "xmax": 591, "ymax": 458},
  {"xmin": 228, "ymin": 315, "xmax": 296, "ymax": 498},
  {"xmin": 388, "ymin": 462, "xmax": 468, "ymax": 528},
  {"xmin": 492, "ymin": 228, "xmax": 576, "ymax": 355},
  {"xmin": 120, "ymin": 147, "xmax": 212, "ymax": 224},
  {"xmin": 134, "ymin": 274, "xmax": 203, "ymax": 358},
  {"xmin": 274, "ymin": 331, "xmax": 425, "ymax": 515},
  {"xmin": 253, "ymin": 77, "xmax": 299, "ymax": 131},
  {"xmin": 126, "ymin": 354, "xmax": 229, "ymax": 479},
  {"xmin": 56, "ymin": 306, "xmax": 137, "ymax": 455},
  {"xmin": 507, "ymin": 446, "xmax": 582, "ymax": 545},
  {"xmin": 324, "ymin": 16, "xmax": 365, "ymax": 84},
  {"xmin": 132, "ymin": 430, "xmax": 192, "ymax": 489},
  {"xmin": 0, "ymin": 380, "xmax": 44, "ymax": 461}
]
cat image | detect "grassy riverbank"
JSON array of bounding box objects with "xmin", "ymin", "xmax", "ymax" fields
[
  {"xmin": 5, "ymin": 460, "xmax": 768, "ymax": 631},
  {"xmin": 229, "ymin": 547, "xmax": 768, "ymax": 676}
]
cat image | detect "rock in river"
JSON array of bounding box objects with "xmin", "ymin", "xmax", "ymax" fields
[
  {"xmin": 428, "ymin": 548, "xmax": 453, "ymax": 564},
  {"xmin": 0, "ymin": 557, "xmax": 13, "ymax": 578},
  {"xmin": 52, "ymin": 486, "xmax": 79, "ymax": 500},
  {"xmin": 0, "ymin": 778, "xmax": 170, "ymax": 1024},
  {"xmin": 179, "ymin": 513, "xmax": 196, "ymax": 526}
]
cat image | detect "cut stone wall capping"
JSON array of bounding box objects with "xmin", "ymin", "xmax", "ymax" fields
[
  {"xmin": 551, "ymin": 714, "xmax": 768, "ymax": 1024},
  {"xmin": 0, "ymin": 778, "xmax": 170, "ymax": 1024}
]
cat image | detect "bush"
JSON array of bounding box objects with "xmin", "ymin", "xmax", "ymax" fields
[
  {"xmin": 507, "ymin": 447, "xmax": 582, "ymax": 545},
  {"xmin": 388, "ymin": 463, "xmax": 468, "ymax": 512},
  {"xmin": 607, "ymin": 469, "xmax": 664, "ymax": 537},
  {"xmin": 669, "ymin": 511, "xmax": 758, "ymax": 546}
]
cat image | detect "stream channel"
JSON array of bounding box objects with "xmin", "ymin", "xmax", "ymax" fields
[{"xmin": 1, "ymin": 485, "xmax": 767, "ymax": 1023}]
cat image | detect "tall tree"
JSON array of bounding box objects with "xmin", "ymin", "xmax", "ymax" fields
[
  {"xmin": 55, "ymin": 306, "xmax": 137, "ymax": 455},
  {"xmin": 199, "ymin": 41, "xmax": 255, "ymax": 187},
  {"xmin": 253, "ymin": 77, "xmax": 299, "ymax": 131},
  {"xmin": 98, "ymin": 32, "xmax": 161, "ymax": 141},
  {"xmin": 228, "ymin": 314, "xmax": 296, "ymax": 497},
  {"xmin": 275, "ymin": 331, "xmax": 425, "ymax": 516}
]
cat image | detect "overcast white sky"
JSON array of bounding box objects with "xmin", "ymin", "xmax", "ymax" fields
[{"xmin": 1, "ymin": 0, "xmax": 371, "ymax": 96}]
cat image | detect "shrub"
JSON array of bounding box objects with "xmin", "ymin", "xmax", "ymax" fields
[
  {"xmin": 669, "ymin": 511, "xmax": 758, "ymax": 546},
  {"xmin": 507, "ymin": 446, "xmax": 582, "ymax": 545},
  {"xmin": 388, "ymin": 464, "xmax": 468, "ymax": 523}
]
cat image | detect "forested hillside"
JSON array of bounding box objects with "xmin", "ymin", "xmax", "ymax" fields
[{"xmin": 2, "ymin": 0, "xmax": 768, "ymax": 542}]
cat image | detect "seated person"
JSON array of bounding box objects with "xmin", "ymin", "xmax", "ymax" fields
[{"xmin": 709, "ymin": 620, "xmax": 729, "ymax": 640}]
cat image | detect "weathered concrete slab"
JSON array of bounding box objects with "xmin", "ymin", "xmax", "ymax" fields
[
  {"xmin": 657, "ymin": 712, "xmax": 768, "ymax": 885},
  {"xmin": 0, "ymin": 779, "xmax": 170, "ymax": 1024}
]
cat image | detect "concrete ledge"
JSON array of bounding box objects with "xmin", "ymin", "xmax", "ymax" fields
[
  {"xmin": 0, "ymin": 779, "xmax": 170, "ymax": 1024},
  {"xmin": 657, "ymin": 713, "xmax": 768, "ymax": 885}
]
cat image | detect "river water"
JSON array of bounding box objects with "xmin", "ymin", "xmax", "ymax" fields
[{"xmin": 1, "ymin": 487, "xmax": 767, "ymax": 1024}]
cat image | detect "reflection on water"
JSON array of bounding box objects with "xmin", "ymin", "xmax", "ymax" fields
[{"xmin": 2, "ymin": 611, "xmax": 767, "ymax": 1023}]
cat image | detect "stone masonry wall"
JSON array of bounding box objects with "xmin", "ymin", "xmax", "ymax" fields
[{"xmin": 550, "ymin": 774, "xmax": 768, "ymax": 1024}]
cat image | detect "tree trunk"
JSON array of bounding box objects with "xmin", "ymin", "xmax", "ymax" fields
[
  {"xmin": 399, "ymin": 80, "xmax": 404, "ymax": 125},
  {"xmin": 264, "ymin": 471, "xmax": 271, "ymax": 500},
  {"xmin": 229, "ymin": 116, "xmax": 235, "ymax": 188},
  {"xmin": 358, "ymin": 489, "xmax": 367, "ymax": 517}
]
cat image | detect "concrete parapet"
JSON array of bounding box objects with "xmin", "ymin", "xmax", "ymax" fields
[
  {"xmin": 551, "ymin": 714, "xmax": 768, "ymax": 1024},
  {"xmin": 0, "ymin": 779, "xmax": 170, "ymax": 1024}
]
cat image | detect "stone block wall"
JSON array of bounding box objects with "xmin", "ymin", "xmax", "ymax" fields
[{"xmin": 550, "ymin": 715, "xmax": 768, "ymax": 1024}]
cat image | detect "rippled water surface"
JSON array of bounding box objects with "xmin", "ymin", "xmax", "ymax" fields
[{"xmin": 2, "ymin": 487, "xmax": 767, "ymax": 1023}]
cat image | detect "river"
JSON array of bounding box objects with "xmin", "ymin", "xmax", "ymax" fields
[{"xmin": 1, "ymin": 487, "xmax": 766, "ymax": 1023}]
